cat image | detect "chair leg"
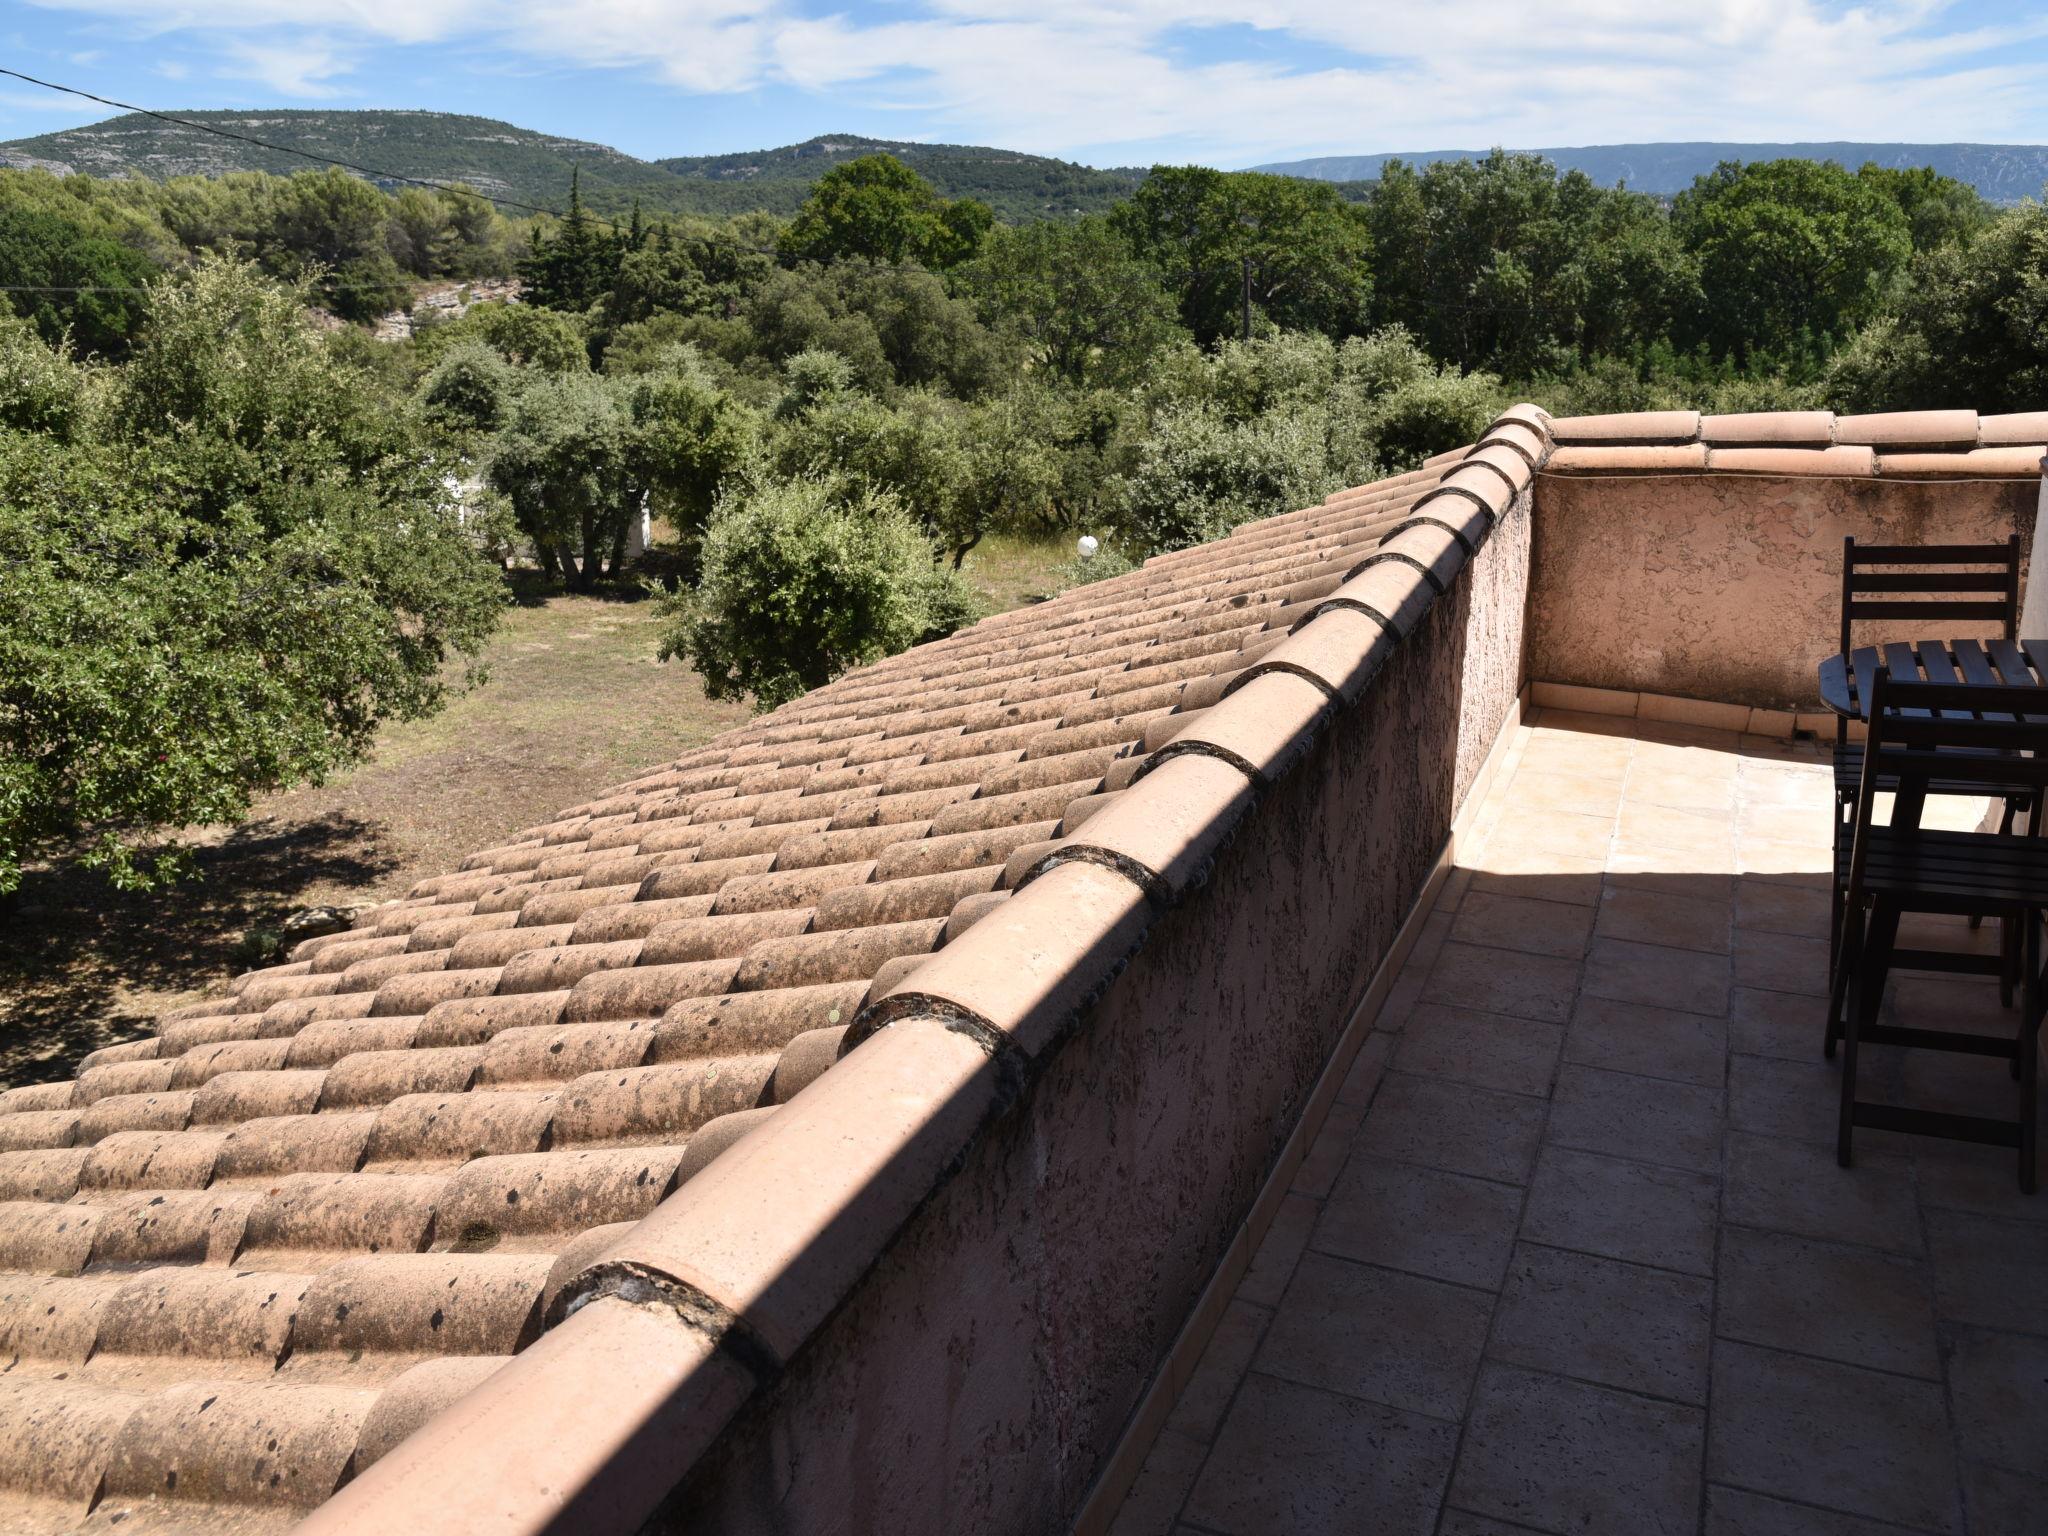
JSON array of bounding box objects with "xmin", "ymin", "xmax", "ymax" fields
[
  {"xmin": 2019, "ymin": 912, "xmax": 2040, "ymax": 1195},
  {"xmin": 1839, "ymin": 900, "xmax": 1898, "ymax": 1170},
  {"xmin": 2003, "ymin": 914, "xmax": 2019, "ymax": 1010},
  {"xmin": 1826, "ymin": 899, "xmax": 1861, "ymax": 1061}
]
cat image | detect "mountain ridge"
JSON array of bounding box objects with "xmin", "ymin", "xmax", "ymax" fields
[
  {"xmin": 0, "ymin": 112, "xmax": 1142, "ymax": 220},
  {"xmin": 4, "ymin": 111, "xmax": 2044, "ymax": 214},
  {"xmin": 1254, "ymin": 141, "xmax": 2048, "ymax": 202}
]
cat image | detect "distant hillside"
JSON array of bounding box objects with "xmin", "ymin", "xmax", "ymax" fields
[
  {"xmin": 1255, "ymin": 142, "xmax": 2048, "ymax": 203},
  {"xmin": 656, "ymin": 135, "xmax": 1145, "ymax": 220},
  {"xmin": 0, "ymin": 109, "xmax": 695, "ymax": 216},
  {"xmin": 0, "ymin": 112, "xmax": 1144, "ymax": 222}
]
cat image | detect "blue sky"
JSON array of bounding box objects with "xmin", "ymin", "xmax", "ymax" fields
[{"xmin": 5, "ymin": 2, "xmax": 2048, "ymax": 168}]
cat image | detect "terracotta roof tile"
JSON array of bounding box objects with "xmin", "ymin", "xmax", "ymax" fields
[
  {"xmin": 1977, "ymin": 412, "xmax": 2048, "ymax": 448},
  {"xmin": 1700, "ymin": 410, "xmax": 1835, "ymax": 447},
  {"xmin": 1543, "ymin": 442, "xmax": 1712, "ymax": 474},
  {"xmin": 1547, "ymin": 409, "xmax": 1700, "ymax": 445},
  {"xmin": 1878, "ymin": 446, "xmax": 2048, "ymax": 478},
  {"xmin": 1706, "ymin": 445, "xmax": 1878, "ymax": 477},
  {"xmin": 1836, "ymin": 409, "xmax": 1979, "ymax": 449}
]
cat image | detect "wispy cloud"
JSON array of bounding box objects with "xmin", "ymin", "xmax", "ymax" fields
[
  {"xmin": 0, "ymin": 88, "xmax": 105, "ymax": 113},
  {"xmin": 16, "ymin": 0, "xmax": 2048, "ymax": 159},
  {"xmin": 217, "ymin": 36, "xmax": 356, "ymax": 97}
]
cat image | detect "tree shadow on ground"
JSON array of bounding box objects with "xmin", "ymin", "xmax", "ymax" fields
[{"xmin": 0, "ymin": 811, "xmax": 400, "ymax": 1086}]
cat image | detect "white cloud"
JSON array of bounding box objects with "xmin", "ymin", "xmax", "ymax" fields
[
  {"xmin": 0, "ymin": 89, "xmax": 105, "ymax": 114},
  {"xmin": 218, "ymin": 36, "xmax": 356, "ymax": 97},
  {"xmin": 19, "ymin": 0, "xmax": 2048, "ymax": 159}
]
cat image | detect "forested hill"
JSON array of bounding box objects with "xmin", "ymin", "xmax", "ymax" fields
[
  {"xmin": 0, "ymin": 112, "xmax": 1143, "ymax": 220},
  {"xmin": 0, "ymin": 110, "xmax": 694, "ymax": 214},
  {"xmin": 12, "ymin": 110, "xmax": 2042, "ymax": 215},
  {"xmin": 1257, "ymin": 142, "xmax": 2048, "ymax": 203},
  {"xmin": 654, "ymin": 136, "xmax": 1144, "ymax": 218}
]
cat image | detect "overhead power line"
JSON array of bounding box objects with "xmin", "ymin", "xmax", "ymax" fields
[
  {"xmin": 0, "ymin": 66, "xmax": 952, "ymax": 279},
  {"xmin": 0, "ymin": 66, "xmax": 648, "ymax": 234},
  {"xmin": 0, "ymin": 69, "xmax": 1631, "ymax": 325}
]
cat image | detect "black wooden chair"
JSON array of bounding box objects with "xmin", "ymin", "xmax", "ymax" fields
[
  {"xmin": 1829, "ymin": 669, "xmax": 2047, "ymax": 1191},
  {"xmin": 1829, "ymin": 534, "xmax": 2032, "ymax": 1013},
  {"xmin": 1833, "ymin": 534, "xmax": 2022, "ymax": 804}
]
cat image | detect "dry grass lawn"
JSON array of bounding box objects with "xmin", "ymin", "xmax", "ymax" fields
[{"xmin": 0, "ymin": 538, "xmax": 1072, "ymax": 1085}]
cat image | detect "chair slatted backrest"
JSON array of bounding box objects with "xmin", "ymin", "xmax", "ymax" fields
[
  {"xmin": 1839, "ymin": 534, "xmax": 2021, "ymax": 657},
  {"xmin": 1844, "ymin": 668, "xmax": 2048, "ymax": 908}
]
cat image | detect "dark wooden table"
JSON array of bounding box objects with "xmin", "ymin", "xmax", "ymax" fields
[{"xmin": 1819, "ymin": 638, "xmax": 2048, "ymax": 722}]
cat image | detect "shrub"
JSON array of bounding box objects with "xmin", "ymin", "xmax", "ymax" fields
[
  {"xmin": 1120, "ymin": 402, "xmax": 1341, "ymax": 551},
  {"xmin": 659, "ymin": 478, "xmax": 965, "ymax": 708},
  {"xmin": 421, "ymin": 340, "xmax": 518, "ymax": 435},
  {"xmin": 1362, "ymin": 367, "xmax": 1506, "ymax": 470}
]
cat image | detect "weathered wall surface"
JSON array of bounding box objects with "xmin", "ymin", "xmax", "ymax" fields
[
  {"xmin": 655, "ymin": 493, "xmax": 1532, "ymax": 1535},
  {"xmin": 1528, "ymin": 474, "xmax": 2037, "ymax": 709}
]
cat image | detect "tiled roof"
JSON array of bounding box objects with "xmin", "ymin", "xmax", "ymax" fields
[
  {"xmin": 2, "ymin": 404, "xmax": 2041, "ymax": 1532},
  {"xmin": 0, "ymin": 451, "xmax": 1487, "ymax": 1533}
]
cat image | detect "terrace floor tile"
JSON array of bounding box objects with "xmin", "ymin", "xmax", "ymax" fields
[
  {"xmin": 1593, "ymin": 881, "xmax": 1733, "ymax": 953},
  {"xmin": 1449, "ymin": 889, "xmax": 1597, "ymax": 961},
  {"xmin": 1448, "ymin": 1362, "xmax": 1705, "ymax": 1536},
  {"xmin": 1313, "ymin": 1155, "xmax": 1524, "ymax": 1291},
  {"xmin": 1353, "ymin": 1071, "xmax": 1547, "ymax": 1186},
  {"xmin": 1715, "ymin": 1227, "xmax": 1939, "ymax": 1378},
  {"xmin": 1544, "ymin": 1062, "xmax": 1725, "ymax": 1174},
  {"xmin": 1181, "ymin": 1373, "xmax": 1458, "ymax": 1536},
  {"xmin": 1487, "ymin": 1242, "xmax": 1713, "ymax": 1403},
  {"xmin": 1564, "ymin": 994, "xmax": 1729, "ymax": 1088},
  {"xmin": 1393, "ymin": 1003, "xmax": 1563, "ymax": 1099},
  {"xmin": 1707, "ymin": 1341, "xmax": 1962, "ymax": 1533},
  {"xmin": 1580, "ymin": 935, "xmax": 1732, "ymax": 1017},
  {"xmin": 1256, "ymin": 1252, "xmax": 1492, "ymax": 1421}
]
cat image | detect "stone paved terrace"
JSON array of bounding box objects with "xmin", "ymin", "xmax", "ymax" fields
[{"xmin": 1111, "ymin": 705, "xmax": 2048, "ymax": 1536}]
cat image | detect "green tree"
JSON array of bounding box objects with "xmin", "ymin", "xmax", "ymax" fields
[
  {"xmin": 1857, "ymin": 164, "xmax": 1990, "ymax": 255},
  {"xmin": 387, "ymin": 185, "xmax": 455, "ymax": 275},
  {"xmin": 1113, "ymin": 166, "xmax": 1371, "ymax": 344},
  {"xmin": 958, "ymin": 216, "xmax": 1185, "ymax": 388},
  {"xmin": 421, "ymin": 339, "xmax": 519, "ymax": 437},
  {"xmin": 1674, "ymin": 158, "xmax": 1913, "ymax": 362},
  {"xmin": 0, "ymin": 256, "xmax": 502, "ymax": 892},
  {"xmin": 521, "ymin": 169, "xmax": 623, "ymax": 309},
  {"xmin": 741, "ymin": 262, "xmax": 1011, "ymax": 397},
  {"xmin": 413, "ymin": 300, "xmax": 590, "ymax": 373},
  {"xmin": 778, "ymin": 154, "xmax": 993, "ymax": 268},
  {"xmin": 1364, "ymin": 152, "xmax": 1696, "ymax": 377},
  {"xmin": 0, "ymin": 202, "xmax": 158, "ymax": 357},
  {"xmin": 486, "ymin": 371, "xmax": 643, "ymax": 586},
  {"xmin": 768, "ymin": 385, "xmax": 971, "ymax": 557},
  {"xmin": 629, "ymin": 353, "xmax": 761, "ymax": 559},
  {"xmin": 660, "ymin": 477, "xmax": 967, "ymax": 708},
  {"xmin": 1825, "ymin": 203, "xmax": 2048, "ymax": 413}
]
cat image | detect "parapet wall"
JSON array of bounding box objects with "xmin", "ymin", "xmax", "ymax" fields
[
  {"xmin": 1526, "ymin": 408, "xmax": 2044, "ymax": 711},
  {"xmin": 653, "ymin": 486, "xmax": 1533, "ymax": 1532}
]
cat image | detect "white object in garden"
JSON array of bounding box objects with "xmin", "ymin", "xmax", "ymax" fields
[{"xmin": 1077, "ymin": 535, "xmax": 1100, "ymax": 561}]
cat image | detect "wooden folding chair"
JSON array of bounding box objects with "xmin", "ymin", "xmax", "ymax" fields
[
  {"xmin": 1830, "ymin": 534, "xmax": 2032, "ymax": 1009},
  {"xmin": 1835, "ymin": 531, "xmax": 2020, "ymax": 766},
  {"xmin": 1831, "ymin": 669, "xmax": 2048, "ymax": 1191}
]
